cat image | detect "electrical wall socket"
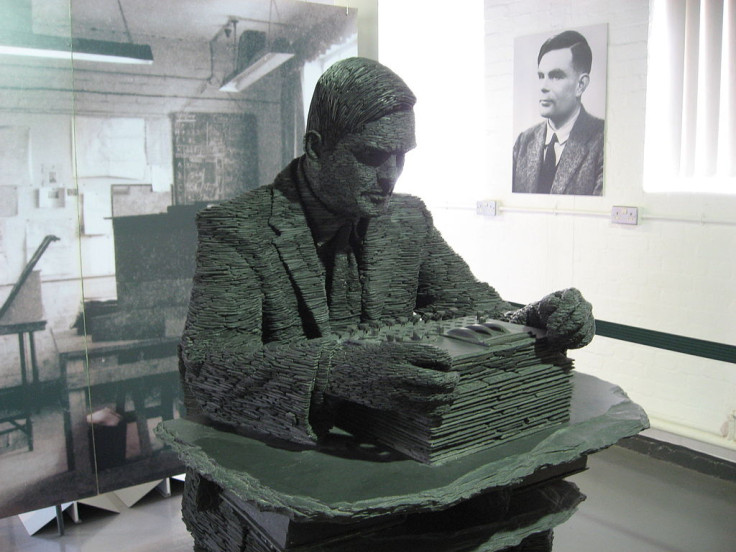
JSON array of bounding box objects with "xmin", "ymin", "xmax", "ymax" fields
[
  {"xmin": 476, "ymin": 200, "xmax": 497, "ymax": 216},
  {"xmin": 611, "ymin": 206, "xmax": 638, "ymax": 225}
]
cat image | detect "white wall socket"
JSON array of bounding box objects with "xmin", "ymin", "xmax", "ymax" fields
[
  {"xmin": 476, "ymin": 200, "xmax": 497, "ymax": 216},
  {"xmin": 611, "ymin": 206, "xmax": 638, "ymax": 225}
]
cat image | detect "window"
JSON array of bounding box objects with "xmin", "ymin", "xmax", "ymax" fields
[{"xmin": 644, "ymin": 0, "xmax": 735, "ymax": 193}]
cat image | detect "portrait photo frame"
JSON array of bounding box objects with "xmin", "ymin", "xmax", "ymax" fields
[{"xmin": 512, "ymin": 23, "xmax": 609, "ymax": 196}]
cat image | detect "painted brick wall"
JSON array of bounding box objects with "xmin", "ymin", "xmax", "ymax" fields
[{"xmin": 380, "ymin": 0, "xmax": 736, "ymax": 455}]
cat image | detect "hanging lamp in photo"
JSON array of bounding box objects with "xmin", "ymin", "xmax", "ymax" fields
[
  {"xmin": 219, "ymin": 2, "xmax": 293, "ymax": 93},
  {"xmin": 0, "ymin": 0, "xmax": 153, "ymax": 65}
]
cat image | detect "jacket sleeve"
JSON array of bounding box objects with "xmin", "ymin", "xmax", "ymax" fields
[
  {"xmin": 593, "ymin": 122, "xmax": 604, "ymax": 195},
  {"xmin": 179, "ymin": 212, "xmax": 338, "ymax": 445},
  {"xmin": 512, "ymin": 132, "xmax": 522, "ymax": 193},
  {"xmin": 414, "ymin": 204, "xmax": 512, "ymax": 319}
]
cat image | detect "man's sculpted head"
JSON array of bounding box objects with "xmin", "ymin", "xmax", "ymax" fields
[
  {"xmin": 303, "ymin": 58, "xmax": 417, "ymax": 219},
  {"xmin": 305, "ymin": 57, "xmax": 416, "ymax": 150}
]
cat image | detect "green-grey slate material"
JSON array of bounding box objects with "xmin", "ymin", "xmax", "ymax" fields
[
  {"xmin": 155, "ymin": 373, "xmax": 648, "ymax": 523},
  {"xmin": 335, "ymin": 317, "xmax": 574, "ymax": 464},
  {"xmin": 223, "ymin": 479, "xmax": 583, "ymax": 551}
]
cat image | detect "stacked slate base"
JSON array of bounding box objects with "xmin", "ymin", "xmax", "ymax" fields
[
  {"xmin": 335, "ymin": 317, "xmax": 574, "ymax": 464},
  {"xmin": 183, "ymin": 467, "xmax": 581, "ymax": 552},
  {"xmin": 159, "ymin": 373, "xmax": 650, "ymax": 552}
]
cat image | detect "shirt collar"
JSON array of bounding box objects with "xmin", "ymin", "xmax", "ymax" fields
[{"xmin": 545, "ymin": 104, "xmax": 581, "ymax": 146}]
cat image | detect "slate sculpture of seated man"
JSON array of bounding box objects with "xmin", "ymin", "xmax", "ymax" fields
[{"xmin": 179, "ymin": 57, "xmax": 595, "ymax": 447}]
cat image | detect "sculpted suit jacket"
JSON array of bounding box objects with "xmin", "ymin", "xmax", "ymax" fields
[
  {"xmin": 180, "ymin": 158, "xmax": 510, "ymax": 445},
  {"xmin": 512, "ymin": 107, "xmax": 604, "ymax": 195}
]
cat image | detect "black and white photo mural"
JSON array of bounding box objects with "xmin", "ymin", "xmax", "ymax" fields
[
  {"xmin": 512, "ymin": 24, "xmax": 608, "ymax": 196},
  {"xmin": 0, "ymin": 0, "xmax": 356, "ymax": 519}
]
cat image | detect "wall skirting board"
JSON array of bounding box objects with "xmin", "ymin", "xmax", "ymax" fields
[
  {"xmin": 618, "ymin": 433, "xmax": 736, "ymax": 482},
  {"xmin": 508, "ymin": 302, "xmax": 736, "ymax": 365},
  {"xmin": 593, "ymin": 320, "xmax": 736, "ymax": 364}
]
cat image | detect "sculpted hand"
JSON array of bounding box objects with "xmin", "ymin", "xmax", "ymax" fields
[
  {"xmin": 505, "ymin": 288, "xmax": 595, "ymax": 350},
  {"xmin": 327, "ymin": 342, "xmax": 458, "ymax": 415}
]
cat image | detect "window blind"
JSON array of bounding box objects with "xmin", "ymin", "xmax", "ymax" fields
[{"xmin": 644, "ymin": 0, "xmax": 735, "ymax": 192}]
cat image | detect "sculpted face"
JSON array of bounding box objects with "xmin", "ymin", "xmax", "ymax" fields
[
  {"xmin": 308, "ymin": 110, "xmax": 417, "ymax": 218},
  {"xmin": 537, "ymin": 48, "xmax": 588, "ymax": 127}
]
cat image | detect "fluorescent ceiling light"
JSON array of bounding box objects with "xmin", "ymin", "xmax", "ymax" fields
[
  {"xmin": 220, "ymin": 52, "xmax": 294, "ymax": 92},
  {"xmin": 0, "ymin": 31, "xmax": 153, "ymax": 64}
]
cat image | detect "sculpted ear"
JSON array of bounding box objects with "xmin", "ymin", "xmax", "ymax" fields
[{"xmin": 304, "ymin": 130, "xmax": 323, "ymax": 160}]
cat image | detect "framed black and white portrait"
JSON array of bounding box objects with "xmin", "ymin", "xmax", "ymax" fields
[{"xmin": 512, "ymin": 24, "xmax": 608, "ymax": 196}]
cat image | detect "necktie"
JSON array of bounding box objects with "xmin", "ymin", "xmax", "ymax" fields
[
  {"xmin": 537, "ymin": 133, "xmax": 558, "ymax": 194},
  {"xmin": 322, "ymin": 223, "xmax": 362, "ymax": 331}
]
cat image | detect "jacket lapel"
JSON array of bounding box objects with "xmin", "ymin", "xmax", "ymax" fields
[
  {"xmin": 552, "ymin": 109, "xmax": 591, "ymax": 194},
  {"xmin": 268, "ymin": 163, "xmax": 331, "ymax": 336},
  {"xmin": 525, "ymin": 125, "xmax": 546, "ymax": 192}
]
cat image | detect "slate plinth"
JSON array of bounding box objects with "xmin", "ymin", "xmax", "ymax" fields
[
  {"xmin": 216, "ymin": 478, "xmax": 583, "ymax": 551},
  {"xmin": 156, "ymin": 374, "xmax": 648, "ymax": 551}
]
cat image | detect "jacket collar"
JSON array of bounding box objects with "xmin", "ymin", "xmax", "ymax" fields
[
  {"xmin": 267, "ymin": 158, "xmax": 395, "ymax": 330},
  {"xmin": 268, "ymin": 159, "xmax": 331, "ymax": 336},
  {"xmin": 550, "ymin": 107, "xmax": 595, "ymax": 194}
]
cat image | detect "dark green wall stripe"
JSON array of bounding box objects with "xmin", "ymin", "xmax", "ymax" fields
[{"xmin": 507, "ymin": 302, "xmax": 736, "ymax": 364}]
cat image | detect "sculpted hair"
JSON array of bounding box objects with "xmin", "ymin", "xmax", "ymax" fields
[
  {"xmin": 305, "ymin": 57, "xmax": 416, "ymax": 149},
  {"xmin": 538, "ymin": 30, "xmax": 592, "ymax": 74}
]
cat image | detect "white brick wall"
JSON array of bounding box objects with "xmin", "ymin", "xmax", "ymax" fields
[{"xmin": 380, "ymin": 0, "xmax": 736, "ymax": 453}]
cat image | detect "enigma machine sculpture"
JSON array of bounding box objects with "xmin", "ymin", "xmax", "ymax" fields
[
  {"xmin": 334, "ymin": 316, "xmax": 574, "ymax": 465},
  {"xmin": 157, "ymin": 57, "xmax": 647, "ymax": 552}
]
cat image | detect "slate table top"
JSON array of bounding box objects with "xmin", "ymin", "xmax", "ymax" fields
[{"xmin": 156, "ymin": 373, "xmax": 648, "ymax": 522}]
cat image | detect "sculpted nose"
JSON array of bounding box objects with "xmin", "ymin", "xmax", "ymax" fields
[
  {"xmin": 377, "ymin": 155, "xmax": 403, "ymax": 194},
  {"xmin": 377, "ymin": 154, "xmax": 404, "ymax": 180}
]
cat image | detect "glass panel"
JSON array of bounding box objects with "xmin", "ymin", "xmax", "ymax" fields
[
  {"xmin": 0, "ymin": 0, "xmax": 99, "ymax": 518},
  {"xmin": 0, "ymin": 0, "xmax": 358, "ymax": 519}
]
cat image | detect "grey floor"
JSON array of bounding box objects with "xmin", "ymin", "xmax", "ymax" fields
[{"xmin": 1, "ymin": 445, "xmax": 735, "ymax": 552}]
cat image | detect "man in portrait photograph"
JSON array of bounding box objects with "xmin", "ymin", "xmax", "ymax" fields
[{"xmin": 512, "ymin": 29, "xmax": 606, "ymax": 196}]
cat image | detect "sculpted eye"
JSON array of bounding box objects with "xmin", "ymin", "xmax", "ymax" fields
[{"xmin": 354, "ymin": 149, "xmax": 391, "ymax": 167}]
